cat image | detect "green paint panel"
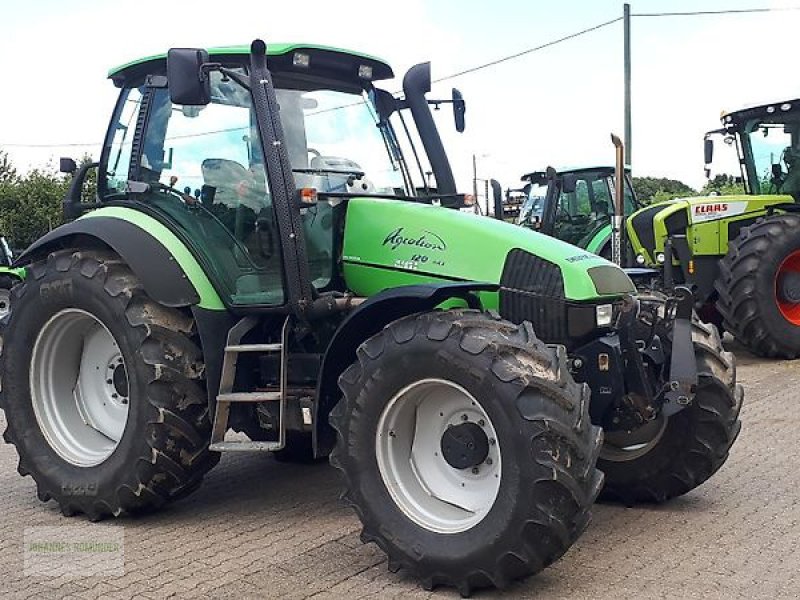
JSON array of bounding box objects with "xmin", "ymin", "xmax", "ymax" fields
[
  {"xmin": 585, "ymin": 224, "xmax": 611, "ymax": 254},
  {"xmin": 82, "ymin": 207, "xmax": 225, "ymax": 310},
  {"xmin": 342, "ymin": 198, "xmax": 634, "ymax": 302},
  {"xmin": 0, "ymin": 266, "xmax": 26, "ymax": 280}
]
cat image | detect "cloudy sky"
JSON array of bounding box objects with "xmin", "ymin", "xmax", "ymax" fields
[{"xmin": 1, "ymin": 0, "xmax": 798, "ymax": 201}]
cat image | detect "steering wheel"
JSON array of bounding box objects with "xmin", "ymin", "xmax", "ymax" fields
[{"xmin": 308, "ymin": 148, "xmax": 321, "ymax": 160}]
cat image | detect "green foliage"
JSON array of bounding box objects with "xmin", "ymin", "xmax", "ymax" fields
[
  {"xmin": 0, "ymin": 150, "xmax": 17, "ymax": 183},
  {"xmin": 632, "ymin": 177, "xmax": 697, "ymax": 205},
  {"xmin": 700, "ymin": 174, "xmax": 747, "ymax": 196},
  {"xmin": 0, "ymin": 150, "xmax": 70, "ymax": 250}
]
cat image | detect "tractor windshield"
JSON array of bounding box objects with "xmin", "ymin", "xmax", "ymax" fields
[
  {"xmin": 741, "ymin": 115, "xmax": 800, "ymax": 198},
  {"xmin": 280, "ymin": 89, "xmax": 407, "ymax": 196}
]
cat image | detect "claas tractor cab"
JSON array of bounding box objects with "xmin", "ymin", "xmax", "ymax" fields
[
  {"xmin": 0, "ymin": 40, "xmax": 741, "ymax": 595},
  {"xmin": 627, "ymin": 97, "xmax": 800, "ymax": 358},
  {"xmin": 517, "ymin": 164, "xmax": 639, "ymax": 259}
]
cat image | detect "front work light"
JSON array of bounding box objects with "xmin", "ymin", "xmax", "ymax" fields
[{"xmin": 596, "ymin": 304, "xmax": 613, "ymax": 327}]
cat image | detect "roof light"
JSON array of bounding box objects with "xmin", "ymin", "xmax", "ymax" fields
[
  {"xmin": 293, "ymin": 52, "xmax": 310, "ymax": 68},
  {"xmin": 767, "ymin": 106, "xmax": 776, "ymax": 113},
  {"xmin": 782, "ymin": 103, "xmax": 792, "ymax": 111},
  {"xmin": 358, "ymin": 64, "xmax": 373, "ymax": 80}
]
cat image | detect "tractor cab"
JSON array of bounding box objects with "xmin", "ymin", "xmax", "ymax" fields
[
  {"xmin": 520, "ymin": 166, "xmax": 638, "ymax": 257},
  {"xmin": 705, "ymin": 97, "xmax": 800, "ymax": 200}
]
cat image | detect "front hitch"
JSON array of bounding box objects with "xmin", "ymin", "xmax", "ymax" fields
[{"xmin": 661, "ymin": 286, "xmax": 698, "ymax": 416}]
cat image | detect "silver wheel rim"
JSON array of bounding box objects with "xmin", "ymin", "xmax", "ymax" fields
[
  {"xmin": 31, "ymin": 308, "xmax": 130, "ymax": 467},
  {"xmin": 0, "ymin": 288, "xmax": 10, "ymax": 320},
  {"xmin": 600, "ymin": 416, "xmax": 667, "ymax": 462},
  {"xmin": 375, "ymin": 378, "xmax": 501, "ymax": 534}
]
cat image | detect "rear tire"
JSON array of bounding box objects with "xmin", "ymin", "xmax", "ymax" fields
[
  {"xmin": 716, "ymin": 213, "xmax": 800, "ymax": 358},
  {"xmin": 598, "ymin": 312, "xmax": 743, "ymax": 504},
  {"xmin": 330, "ymin": 310, "xmax": 603, "ymax": 596},
  {"xmin": 0, "ymin": 249, "xmax": 219, "ymax": 519}
]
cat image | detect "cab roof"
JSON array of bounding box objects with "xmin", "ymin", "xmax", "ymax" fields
[
  {"xmin": 521, "ymin": 165, "xmax": 631, "ymax": 182},
  {"xmin": 721, "ymin": 98, "xmax": 800, "ymax": 126},
  {"xmin": 108, "ymin": 43, "xmax": 394, "ymax": 87}
]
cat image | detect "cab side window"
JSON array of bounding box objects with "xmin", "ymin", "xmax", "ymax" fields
[{"xmin": 104, "ymin": 87, "xmax": 144, "ymax": 198}]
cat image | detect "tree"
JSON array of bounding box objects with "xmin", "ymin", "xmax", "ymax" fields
[
  {"xmin": 0, "ymin": 168, "xmax": 68, "ymax": 250},
  {"xmin": 632, "ymin": 177, "xmax": 696, "ymax": 205},
  {"xmin": 0, "ymin": 150, "xmax": 17, "ymax": 183},
  {"xmin": 700, "ymin": 174, "xmax": 746, "ymax": 196}
]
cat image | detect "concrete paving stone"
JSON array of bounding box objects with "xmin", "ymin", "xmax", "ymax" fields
[{"xmin": 1, "ymin": 342, "xmax": 799, "ymax": 599}]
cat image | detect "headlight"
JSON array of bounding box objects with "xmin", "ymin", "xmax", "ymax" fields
[
  {"xmin": 595, "ymin": 303, "xmax": 613, "ymax": 327},
  {"xmin": 636, "ymin": 254, "xmax": 645, "ymax": 265},
  {"xmin": 656, "ymin": 252, "xmax": 666, "ymax": 264}
]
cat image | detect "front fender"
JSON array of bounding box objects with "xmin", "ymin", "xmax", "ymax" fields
[{"xmin": 312, "ymin": 282, "xmax": 497, "ymax": 457}]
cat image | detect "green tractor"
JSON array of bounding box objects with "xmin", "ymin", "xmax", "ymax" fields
[
  {"xmin": 513, "ymin": 163, "xmax": 639, "ymax": 260},
  {"xmin": 0, "ymin": 40, "xmax": 741, "ymax": 595},
  {"xmin": 0, "ymin": 236, "xmax": 25, "ymax": 319},
  {"xmin": 626, "ymin": 98, "xmax": 800, "ymax": 358}
]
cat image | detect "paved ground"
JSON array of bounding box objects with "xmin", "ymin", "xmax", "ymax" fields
[{"xmin": 1, "ymin": 339, "xmax": 798, "ymax": 599}]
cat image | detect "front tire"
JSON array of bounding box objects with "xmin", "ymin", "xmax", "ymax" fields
[
  {"xmin": 330, "ymin": 310, "xmax": 603, "ymax": 596},
  {"xmin": 716, "ymin": 213, "xmax": 800, "ymax": 358},
  {"xmin": 0, "ymin": 249, "xmax": 219, "ymax": 519},
  {"xmin": 598, "ymin": 313, "xmax": 743, "ymax": 504}
]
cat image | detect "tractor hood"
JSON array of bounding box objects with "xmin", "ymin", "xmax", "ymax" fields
[
  {"xmin": 626, "ymin": 193, "xmax": 793, "ymax": 265},
  {"xmin": 341, "ymin": 197, "xmax": 634, "ymax": 302}
]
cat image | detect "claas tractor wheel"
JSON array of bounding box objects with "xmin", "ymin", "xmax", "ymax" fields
[
  {"xmin": 0, "ymin": 249, "xmax": 218, "ymax": 519},
  {"xmin": 716, "ymin": 213, "xmax": 800, "ymax": 358},
  {"xmin": 330, "ymin": 309, "xmax": 603, "ymax": 596}
]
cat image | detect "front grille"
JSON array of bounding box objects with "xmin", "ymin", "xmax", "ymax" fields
[
  {"xmin": 500, "ymin": 249, "xmax": 567, "ymax": 342},
  {"xmin": 500, "ymin": 248, "xmax": 564, "ymax": 298},
  {"xmin": 499, "ymin": 249, "xmax": 602, "ymax": 347}
]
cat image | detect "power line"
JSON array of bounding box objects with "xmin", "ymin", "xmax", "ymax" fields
[
  {"xmin": 632, "ymin": 6, "xmax": 800, "ymax": 17},
  {"xmin": 432, "ymin": 16, "xmax": 623, "ymax": 83}
]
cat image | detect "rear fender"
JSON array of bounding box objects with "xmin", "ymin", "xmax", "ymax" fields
[
  {"xmin": 313, "ymin": 282, "xmax": 497, "ymax": 457},
  {"xmin": 15, "ymin": 212, "xmax": 223, "ymax": 310}
]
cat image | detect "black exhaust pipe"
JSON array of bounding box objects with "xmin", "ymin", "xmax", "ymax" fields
[{"xmin": 402, "ymin": 63, "xmax": 457, "ymax": 196}]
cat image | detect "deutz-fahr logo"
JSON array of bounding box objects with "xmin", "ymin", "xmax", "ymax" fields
[{"xmin": 383, "ymin": 227, "xmax": 447, "ymax": 252}]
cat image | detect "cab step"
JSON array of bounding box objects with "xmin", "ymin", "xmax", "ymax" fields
[{"xmin": 210, "ymin": 315, "xmax": 290, "ymax": 453}]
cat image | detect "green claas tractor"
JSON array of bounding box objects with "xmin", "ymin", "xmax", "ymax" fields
[
  {"xmin": 0, "ymin": 236, "xmax": 25, "ymax": 319},
  {"xmin": 514, "ymin": 164, "xmax": 640, "ymax": 260},
  {"xmin": 626, "ymin": 97, "xmax": 800, "ymax": 358},
  {"xmin": 0, "ymin": 40, "xmax": 742, "ymax": 595}
]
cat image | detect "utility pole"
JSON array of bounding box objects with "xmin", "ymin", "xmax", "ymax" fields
[
  {"xmin": 624, "ymin": 2, "xmax": 632, "ymax": 167},
  {"xmin": 472, "ymin": 153, "xmax": 478, "ymax": 201}
]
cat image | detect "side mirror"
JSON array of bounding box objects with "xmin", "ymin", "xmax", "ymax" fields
[
  {"xmin": 167, "ymin": 48, "xmax": 211, "ymax": 106},
  {"xmin": 59, "ymin": 157, "xmax": 77, "ymax": 175},
  {"xmin": 452, "ymin": 88, "xmax": 466, "ymax": 133},
  {"xmin": 562, "ymin": 174, "xmax": 578, "ymax": 194},
  {"xmin": 704, "ymin": 137, "xmax": 714, "ymax": 165}
]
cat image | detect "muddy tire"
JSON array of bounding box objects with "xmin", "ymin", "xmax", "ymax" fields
[
  {"xmin": 330, "ymin": 309, "xmax": 603, "ymax": 596},
  {"xmin": 0, "ymin": 249, "xmax": 218, "ymax": 519},
  {"xmin": 716, "ymin": 213, "xmax": 800, "ymax": 358},
  {"xmin": 599, "ymin": 311, "xmax": 743, "ymax": 504}
]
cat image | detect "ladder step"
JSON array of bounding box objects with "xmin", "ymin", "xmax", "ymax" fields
[
  {"xmin": 209, "ymin": 441, "xmax": 283, "ymax": 452},
  {"xmin": 217, "ymin": 392, "xmax": 282, "ymax": 403},
  {"xmin": 225, "ymin": 343, "xmax": 282, "ymax": 353}
]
